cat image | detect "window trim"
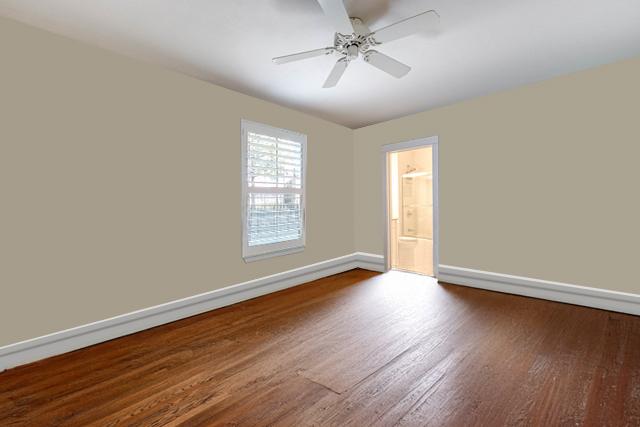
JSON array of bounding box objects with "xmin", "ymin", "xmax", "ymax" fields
[{"xmin": 241, "ymin": 119, "xmax": 307, "ymax": 262}]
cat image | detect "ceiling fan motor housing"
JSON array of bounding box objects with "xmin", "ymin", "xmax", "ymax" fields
[{"xmin": 334, "ymin": 18, "xmax": 372, "ymax": 60}]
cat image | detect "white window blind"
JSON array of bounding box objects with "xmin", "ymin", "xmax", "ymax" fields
[{"xmin": 241, "ymin": 120, "xmax": 306, "ymax": 261}]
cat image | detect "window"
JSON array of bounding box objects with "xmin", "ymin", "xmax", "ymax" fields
[{"xmin": 241, "ymin": 120, "xmax": 306, "ymax": 261}]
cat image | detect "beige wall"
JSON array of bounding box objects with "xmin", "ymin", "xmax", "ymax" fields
[
  {"xmin": 0, "ymin": 17, "xmax": 354, "ymax": 347},
  {"xmin": 2, "ymin": 14, "xmax": 639, "ymax": 348},
  {"xmin": 354, "ymin": 57, "xmax": 640, "ymax": 294}
]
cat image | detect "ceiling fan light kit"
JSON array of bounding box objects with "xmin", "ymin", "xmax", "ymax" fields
[{"xmin": 272, "ymin": 0, "xmax": 439, "ymax": 88}]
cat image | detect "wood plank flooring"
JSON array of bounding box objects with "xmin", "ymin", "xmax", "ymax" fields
[{"xmin": 1, "ymin": 269, "xmax": 639, "ymax": 426}]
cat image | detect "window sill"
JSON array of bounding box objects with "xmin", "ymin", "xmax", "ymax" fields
[{"xmin": 243, "ymin": 246, "xmax": 304, "ymax": 263}]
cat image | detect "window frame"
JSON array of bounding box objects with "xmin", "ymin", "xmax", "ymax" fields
[{"xmin": 241, "ymin": 119, "xmax": 307, "ymax": 262}]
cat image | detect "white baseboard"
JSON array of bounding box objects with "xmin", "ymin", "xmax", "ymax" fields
[
  {"xmin": 352, "ymin": 252, "xmax": 386, "ymax": 272},
  {"xmin": 11, "ymin": 255, "xmax": 632, "ymax": 372},
  {"xmin": 0, "ymin": 252, "xmax": 384, "ymax": 371},
  {"xmin": 439, "ymin": 265, "xmax": 640, "ymax": 316}
]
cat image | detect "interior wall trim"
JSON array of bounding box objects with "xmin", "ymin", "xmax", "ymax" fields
[
  {"xmin": 13, "ymin": 255, "xmax": 635, "ymax": 371},
  {"xmin": 439, "ymin": 265, "xmax": 640, "ymax": 316},
  {"xmin": 0, "ymin": 252, "xmax": 385, "ymax": 372}
]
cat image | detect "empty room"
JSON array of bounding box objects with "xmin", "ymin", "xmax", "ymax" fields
[{"xmin": 1, "ymin": 0, "xmax": 639, "ymax": 425}]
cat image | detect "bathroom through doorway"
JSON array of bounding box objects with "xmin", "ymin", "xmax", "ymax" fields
[{"xmin": 383, "ymin": 137, "xmax": 438, "ymax": 277}]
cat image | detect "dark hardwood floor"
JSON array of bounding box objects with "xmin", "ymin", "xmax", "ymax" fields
[{"xmin": 1, "ymin": 269, "xmax": 639, "ymax": 426}]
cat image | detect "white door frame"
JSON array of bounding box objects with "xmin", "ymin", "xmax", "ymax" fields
[{"xmin": 381, "ymin": 136, "xmax": 439, "ymax": 278}]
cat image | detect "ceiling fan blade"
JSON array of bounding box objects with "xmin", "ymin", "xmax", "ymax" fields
[
  {"xmin": 370, "ymin": 10, "xmax": 439, "ymax": 44},
  {"xmin": 273, "ymin": 47, "xmax": 335, "ymax": 64},
  {"xmin": 323, "ymin": 58, "xmax": 349, "ymax": 88},
  {"xmin": 363, "ymin": 51, "xmax": 411, "ymax": 78},
  {"xmin": 317, "ymin": 0, "xmax": 354, "ymax": 35}
]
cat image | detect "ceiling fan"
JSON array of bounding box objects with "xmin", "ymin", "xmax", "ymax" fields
[{"xmin": 272, "ymin": 0, "xmax": 439, "ymax": 88}]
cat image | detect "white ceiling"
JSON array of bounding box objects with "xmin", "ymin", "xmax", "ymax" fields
[{"xmin": 1, "ymin": 0, "xmax": 639, "ymax": 128}]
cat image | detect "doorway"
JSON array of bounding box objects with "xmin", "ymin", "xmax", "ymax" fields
[{"xmin": 382, "ymin": 137, "xmax": 439, "ymax": 277}]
